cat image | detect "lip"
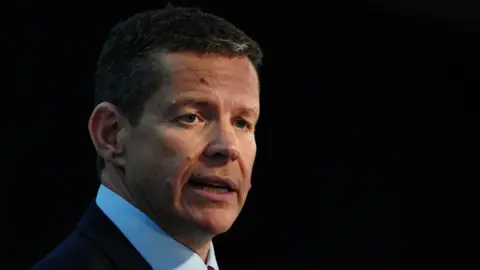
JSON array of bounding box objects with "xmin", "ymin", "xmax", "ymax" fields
[
  {"xmin": 188, "ymin": 175, "xmax": 238, "ymax": 191},
  {"xmin": 187, "ymin": 185, "xmax": 237, "ymax": 201},
  {"xmin": 185, "ymin": 175, "xmax": 238, "ymax": 202}
]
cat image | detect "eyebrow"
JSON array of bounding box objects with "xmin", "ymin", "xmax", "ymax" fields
[
  {"xmin": 233, "ymin": 106, "xmax": 260, "ymax": 120},
  {"xmin": 164, "ymin": 95, "xmax": 259, "ymax": 118},
  {"xmin": 164, "ymin": 96, "xmax": 215, "ymax": 112}
]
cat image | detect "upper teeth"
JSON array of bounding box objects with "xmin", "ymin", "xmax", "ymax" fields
[{"xmin": 210, "ymin": 183, "xmax": 227, "ymax": 188}]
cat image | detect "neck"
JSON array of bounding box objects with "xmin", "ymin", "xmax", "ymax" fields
[
  {"xmin": 100, "ymin": 163, "xmax": 213, "ymax": 262},
  {"xmin": 100, "ymin": 163, "xmax": 136, "ymax": 205},
  {"xmin": 157, "ymin": 223, "xmax": 213, "ymax": 262},
  {"xmin": 168, "ymin": 233, "xmax": 212, "ymax": 262}
]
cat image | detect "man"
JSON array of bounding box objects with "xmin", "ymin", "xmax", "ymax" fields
[{"xmin": 32, "ymin": 5, "xmax": 262, "ymax": 270}]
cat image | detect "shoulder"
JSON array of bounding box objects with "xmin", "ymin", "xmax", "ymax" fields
[{"xmin": 30, "ymin": 229, "xmax": 116, "ymax": 270}]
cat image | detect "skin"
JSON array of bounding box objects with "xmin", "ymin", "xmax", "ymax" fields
[{"xmin": 88, "ymin": 52, "xmax": 260, "ymax": 262}]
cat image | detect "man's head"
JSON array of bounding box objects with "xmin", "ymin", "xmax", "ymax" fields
[{"xmin": 88, "ymin": 5, "xmax": 262, "ymax": 252}]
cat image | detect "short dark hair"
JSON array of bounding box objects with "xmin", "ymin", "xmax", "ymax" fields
[{"xmin": 94, "ymin": 5, "xmax": 263, "ymax": 174}]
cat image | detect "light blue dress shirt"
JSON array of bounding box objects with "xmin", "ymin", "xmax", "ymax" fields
[{"xmin": 96, "ymin": 184, "xmax": 219, "ymax": 270}]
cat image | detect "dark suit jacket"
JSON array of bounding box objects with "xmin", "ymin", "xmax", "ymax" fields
[{"xmin": 31, "ymin": 201, "xmax": 153, "ymax": 270}]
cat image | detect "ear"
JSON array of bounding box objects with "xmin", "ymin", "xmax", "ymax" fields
[{"xmin": 88, "ymin": 102, "xmax": 129, "ymax": 167}]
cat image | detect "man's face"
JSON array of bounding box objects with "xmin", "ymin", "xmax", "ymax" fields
[{"xmin": 124, "ymin": 52, "xmax": 259, "ymax": 236}]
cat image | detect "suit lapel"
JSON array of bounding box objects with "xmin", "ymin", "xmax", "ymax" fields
[{"xmin": 76, "ymin": 201, "xmax": 152, "ymax": 270}]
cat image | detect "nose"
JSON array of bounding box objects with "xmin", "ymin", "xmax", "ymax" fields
[{"xmin": 203, "ymin": 123, "xmax": 240, "ymax": 163}]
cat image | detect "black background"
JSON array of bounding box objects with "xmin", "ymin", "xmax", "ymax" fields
[{"xmin": 9, "ymin": 0, "xmax": 477, "ymax": 269}]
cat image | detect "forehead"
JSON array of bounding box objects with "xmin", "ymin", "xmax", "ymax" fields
[
  {"xmin": 151, "ymin": 52, "xmax": 259, "ymax": 102},
  {"xmin": 164, "ymin": 52, "xmax": 258, "ymax": 87}
]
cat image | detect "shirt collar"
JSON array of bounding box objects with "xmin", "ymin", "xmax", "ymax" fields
[{"xmin": 96, "ymin": 184, "xmax": 219, "ymax": 270}]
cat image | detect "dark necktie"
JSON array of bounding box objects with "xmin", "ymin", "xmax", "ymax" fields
[{"xmin": 207, "ymin": 266, "xmax": 215, "ymax": 270}]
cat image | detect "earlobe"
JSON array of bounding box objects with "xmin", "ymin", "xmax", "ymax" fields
[{"xmin": 88, "ymin": 102, "xmax": 127, "ymax": 166}]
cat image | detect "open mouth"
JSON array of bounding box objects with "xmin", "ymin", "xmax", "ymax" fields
[{"xmin": 187, "ymin": 176, "xmax": 234, "ymax": 193}]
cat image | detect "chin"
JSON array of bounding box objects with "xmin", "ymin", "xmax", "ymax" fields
[{"xmin": 193, "ymin": 208, "xmax": 239, "ymax": 236}]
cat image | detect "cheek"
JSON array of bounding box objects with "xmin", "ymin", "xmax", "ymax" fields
[
  {"xmin": 239, "ymin": 135, "xmax": 257, "ymax": 186},
  {"xmin": 160, "ymin": 128, "xmax": 206, "ymax": 159},
  {"xmin": 243, "ymin": 135, "xmax": 257, "ymax": 166},
  {"xmin": 126, "ymin": 129, "xmax": 181, "ymax": 180},
  {"xmin": 156, "ymin": 129, "xmax": 209, "ymax": 181}
]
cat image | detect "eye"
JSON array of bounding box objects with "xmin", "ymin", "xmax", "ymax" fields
[
  {"xmin": 234, "ymin": 118, "xmax": 251, "ymax": 130},
  {"xmin": 176, "ymin": 113, "xmax": 200, "ymax": 125}
]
